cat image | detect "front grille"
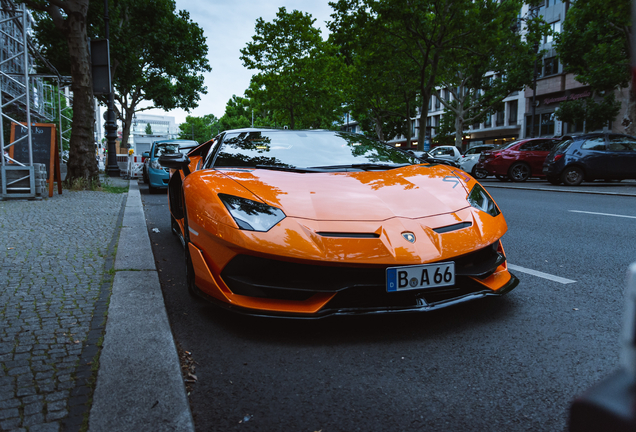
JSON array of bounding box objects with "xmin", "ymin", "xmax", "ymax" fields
[{"xmin": 221, "ymin": 242, "xmax": 504, "ymax": 301}]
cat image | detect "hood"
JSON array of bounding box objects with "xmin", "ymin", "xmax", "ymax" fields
[{"xmin": 219, "ymin": 165, "xmax": 473, "ymax": 221}]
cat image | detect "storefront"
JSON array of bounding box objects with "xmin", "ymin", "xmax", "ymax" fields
[{"xmin": 525, "ymin": 88, "xmax": 592, "ymax": 137}]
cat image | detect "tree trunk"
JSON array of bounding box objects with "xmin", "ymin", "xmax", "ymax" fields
[{"xmin": 63, "ymin": 1, "xmax": 99, "ymax": 185}]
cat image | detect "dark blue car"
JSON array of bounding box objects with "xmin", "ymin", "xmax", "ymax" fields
[{"xmin": 542, "ymin": 133, "xmax": 636, "ymax": 185}]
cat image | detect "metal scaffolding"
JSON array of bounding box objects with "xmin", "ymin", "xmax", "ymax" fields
[{"xmin": 0, "ymin": 0, "xmax": 72, "ymax": 199}]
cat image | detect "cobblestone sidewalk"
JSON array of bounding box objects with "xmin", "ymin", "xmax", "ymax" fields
[{"xmin": 0, "ymin": 185, "xmax": 126, "ymax": 432}]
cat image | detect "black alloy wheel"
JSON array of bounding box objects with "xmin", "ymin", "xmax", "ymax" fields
[
  {"xmin": 472, "ymin": 166, "xmax": 488, "ymax": 179},
  {"xmin": 508, "ymin": 162, "xmax": 531, "ymax": 182},
  {"xmin": 561, "ymin": 166, "xmax": 584, "ymax": 186},
  {"xmin": 182, "ymin": 205, "xmax": 202, "ymax": 299}
]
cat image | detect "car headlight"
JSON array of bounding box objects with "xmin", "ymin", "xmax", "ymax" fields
[
  {"xmin": 150, "ymin": 159, "xmax": 163, "ymax": 170},
  {"xmin": 467, "ymin": 184, "xmax": 500, "ymax": 217},
  {"xmin": 219, "ymin": 194, "xmax": 286, "ymax": 232}
]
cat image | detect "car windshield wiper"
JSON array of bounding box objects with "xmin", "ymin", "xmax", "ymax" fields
[
  {"xmin": 253, "ymin": 164, "xmax": 322, "ymax": 173},
  {"xmin": 308, "ymin": 163, "xmax": 411, "ymax": 171}
]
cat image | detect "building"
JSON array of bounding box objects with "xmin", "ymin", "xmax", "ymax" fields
[
  {"xmin": 130, "ymin": 114, "xmax": 177, "ymax": 139},
  {"xmin": 357, "ymin": 0, "xmax": 627, "ymax": 151}
]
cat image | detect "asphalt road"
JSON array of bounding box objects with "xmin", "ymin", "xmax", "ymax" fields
[{"xmin": 140, "ymin": 181, "xmax": 635, "ymax": 432}]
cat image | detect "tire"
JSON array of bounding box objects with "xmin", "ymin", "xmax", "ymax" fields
[
  {"xmin": 472, "ymin": 166, "xmax": 487, "ymax": 180},
  {"xmin": 182, "ymin": 208, "xmax": 201, "ymax": 299},
  {"xmin": 148, "ymin": 184, "xmax": 156, "ymax": 194},
  {"xmin": 143, "ymin": 168, "xmax": 148, "ymax": 184},
  {"xmin": 508, "ymin": 162, "xmax": 531, "ymax": 182},
  {"xmin": 495, "ymin": 174, "xmax": 509, "ymax": 182},
  {"xmin": 561, "ymin": 166, "xmax": 584, "ymax": 186},
  {"xmin": 547, "ymin": 175, "xmax": 561, "ymax": 185}
]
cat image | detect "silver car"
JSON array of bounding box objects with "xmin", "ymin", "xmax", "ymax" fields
[{"xmin": 459, "ymin": 145, "xmax": 494, "ymax": 179}]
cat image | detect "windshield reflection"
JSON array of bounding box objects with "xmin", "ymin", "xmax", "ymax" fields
[{"xmin": 212, "ymin": 130, "xmax": 420, "ymax": 170}]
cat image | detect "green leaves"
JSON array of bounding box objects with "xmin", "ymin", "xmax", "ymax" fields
[{"xmin": 240, "ymin": 7, "xmax": 345, "ymax": 130}]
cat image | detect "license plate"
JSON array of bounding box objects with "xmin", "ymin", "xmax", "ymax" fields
[{"xmin": 386, "ymin": 262, "xmax": 455, "ymax": 292}]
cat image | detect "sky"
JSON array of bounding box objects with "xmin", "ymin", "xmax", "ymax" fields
[{"xmin": 142, "ymin": 0, "xmax": 335, "ymax": 126}]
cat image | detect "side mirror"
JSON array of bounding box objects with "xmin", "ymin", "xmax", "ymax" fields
[
  {"xmin": 142, "ymin": 151, "xmax": 150, "ymax": 158},
  {"xmin": 159, "ymin": 153, "xmax": 191, "ymax": 176}
]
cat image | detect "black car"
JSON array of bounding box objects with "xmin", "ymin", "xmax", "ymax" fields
[
  {"xmin": 542, "ymin": 133, "xmax": 636, "ymax": 185},
  {"xmin": 406, "ymin": 150, "xmax": 460, "ymax": 168}
]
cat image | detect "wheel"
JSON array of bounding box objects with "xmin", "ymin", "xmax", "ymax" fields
[
  {"xmin": 495, "ymin": 175, "xmax": 509, "ymax": 182},
  {"xmin": 508, "ymin": 162, "xmax": 531, "ymax": 182},
  {"xmin": 182, "ymin": 208, "xmax": 202, "ymax": 299},
  {"xmin": 561, "ymin": 166, "xmax": 584, "ymax": 186},
  {"xmin": 472, "ymin": 166, "xmax": 488, "ymax": 179},
  {"xmin": 546, "ymin": 175, "xmax": 561, "ymax": 185}
]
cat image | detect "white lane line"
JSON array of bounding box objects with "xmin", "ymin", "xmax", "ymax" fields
[
  {"xmin": 508, "ymin": 264, "xmax": 577, "ymax": 284},
  {"xmin": 569, "ymin": 210, "xmax": 636, "ymax": 219}
]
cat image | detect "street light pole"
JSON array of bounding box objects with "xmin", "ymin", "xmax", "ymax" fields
[{"xmin": 104, "ymin": 0, "xmax": 120, "ymax": 177}]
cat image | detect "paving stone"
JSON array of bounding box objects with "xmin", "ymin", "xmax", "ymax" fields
[{"xmin": 0, "ymin": 185, "xmax": 126, "ymax": 429}]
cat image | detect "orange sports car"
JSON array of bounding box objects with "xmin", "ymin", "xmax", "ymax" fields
[{"xmin": 159, "ymin": 129, "xmax": 518, "ymax": 318}]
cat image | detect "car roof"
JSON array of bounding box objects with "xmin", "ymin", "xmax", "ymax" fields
[{"xmin": 155, "ymin": 139, "xmax": 199, "ymax": 146}]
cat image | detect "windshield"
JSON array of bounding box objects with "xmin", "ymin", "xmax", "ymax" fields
[
  {"xmin": 210, "ymin": 131, "xmax": 420, "ymax": 170},
  {"xmin": 153, "ymin": 143, "xmax": 196, "ymax": 157}
]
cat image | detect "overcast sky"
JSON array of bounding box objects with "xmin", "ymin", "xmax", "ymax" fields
[{"xmin": 142, "ymin": 0, "xmax": 335, "ymax": 126}]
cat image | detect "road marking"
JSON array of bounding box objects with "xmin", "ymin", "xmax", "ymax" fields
[
  {"xmin": 508, "ymin": 264, "xmax": 576, "ymax": 284},
  {"xmin": 569, "ymin": 210, "xmax": 636, "ymax": 219}
]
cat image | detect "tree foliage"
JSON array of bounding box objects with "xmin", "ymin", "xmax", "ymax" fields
[
  {"xmin": 240, "ymin": 7, "xmax": 346, "ymax": 130},
  {"xmin": 554, "ymin": 0, "xmax": 632, "ymax": 132},
  {"xmin": 178, "ymin": 114, "xmax": 220, "ymax": 143},
  {"xmin": 31, "ymin": 0, "xmax": 211, "ymax": 151}
]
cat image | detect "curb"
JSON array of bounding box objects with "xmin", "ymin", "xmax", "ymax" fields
[
  {"xmin": 88, "ymin": 181, "xmax": 195, "ymax": 431},
  {"xmin": 481, "ymin": 181, "xmax": 636, "ymax": 198}
]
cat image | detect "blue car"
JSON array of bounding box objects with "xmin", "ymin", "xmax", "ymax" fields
[
  {"xmin": 542, "ymin": 133, "xmax": 636, "ymax": 185},
  {"xmin": 142, "ymin": 139, "xmax": 198, "ymax": 193}
]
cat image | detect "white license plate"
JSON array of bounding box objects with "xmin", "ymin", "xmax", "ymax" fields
[{"xmin": 386, "ymin": 262, "xmax": 455, "ymax": 292}]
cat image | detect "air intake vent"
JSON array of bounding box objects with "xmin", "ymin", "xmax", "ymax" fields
[
  {"xmin": 317, "ymin": 232, "xmax": 380, "ymax": 238},
  {"xmin": 432, "ymin": 222, "xmax": 472, "ymax": 234}
]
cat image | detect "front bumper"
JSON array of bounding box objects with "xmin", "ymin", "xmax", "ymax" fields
[
  {"xmin": 148, "ymin": 166, "xmax": 170, "ymax": 188},
  {"xmin": 188, "ymin": 240, "xmax": 518, "ymax": 318}
]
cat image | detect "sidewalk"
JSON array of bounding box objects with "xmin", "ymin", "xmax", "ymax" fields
[{"xmin": 0, "ymin": 175, "xmax": 192, "ymax": 432}]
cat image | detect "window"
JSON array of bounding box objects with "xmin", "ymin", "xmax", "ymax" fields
[
  {"xmin": 496, "ymin": 109, "xmax": 505, "ymax": 127},
  {"xmin": 546, "ymin": 22, "xmax": 561, "ymax": 43},
  {"xmin": 544, "ymin": 57, "xmax": 559, "ymax": 76},
  {"xmin": 484, "ymin": 113, "xmax": 492, "ymax": 128},
  {"xmin": 608, "ymin": 135, "xmax": 636, "ymax": 151},
  {"xmin": 508, "ymin": 100, "xmax": 518, "ymax": 125},
  {"xmin": 540, "ymin": 113, "xmax": 555, "ymax": 136},
  {"xmin": 435, "ymin": 95, "xmax": 441, "ymax": 110},
  {"xmin": 428, "ymin": 96, "xmax": 432, "ymax": 111},
  {"xmin": 581, "ymin": 138, "xmax": 606, "ymax": 151}
]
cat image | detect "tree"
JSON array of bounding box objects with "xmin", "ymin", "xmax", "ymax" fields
[
  {"xmin": 178, "ymin": 114, "xmax": 220, "ymax": 143},
  {"xmin": 433, "ymin": 0, "xmax": 544, "ymax": 148},
  {"xmin": 31, "ymin": 0, "xmax": 211, "ymax": 156},
  {"xmin": 554, "ymin": 0, "xmax": 632, "ymax": 133},
  {"xmin": 329, "ymin": 1, "xmax": 420, "ymax": 142},
  {"xmin": 145, "ymin": 123, "xmax": 153, "ymax": 134},
  {"xmin": 240, "ymin": 7, "xmax": 346, "ymax": 130},
  {"xmin": 24, "ymin": 0, "xmax": 97, "ymax": 184}
]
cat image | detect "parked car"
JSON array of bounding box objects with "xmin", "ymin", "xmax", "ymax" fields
[
  {"xmin": 543, "ymin": 133, "xmax": 636, "ymax": 185},
  {"xmin": 458, "ymin": 145, "xmax": 495, "ymax": 179},
  {"xmin": 475, "ymin": 138, "xmax": 561, "ymax": 182},
  {"xmin": 407, "ymin": 150, "xmax": 460, "ymax": 168},
  {"xmin": 427, "ymin": 145, "xmax": 462, "ymax": 165},
  {"xmin": 143, "ymin": 139, "xmax": 198, "ymax": 193},
  {"xmin": 159, "ymin": 128, "xmax": 518, "ymax": 318}
]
